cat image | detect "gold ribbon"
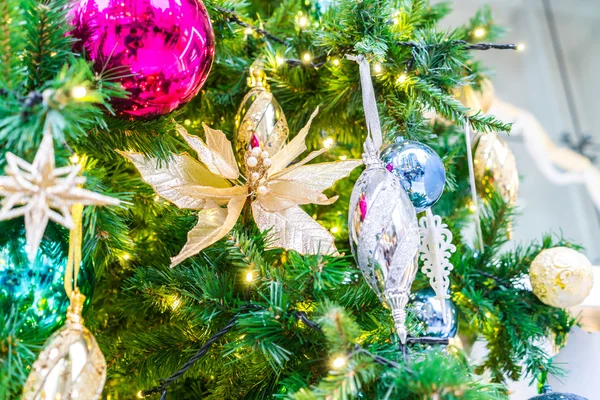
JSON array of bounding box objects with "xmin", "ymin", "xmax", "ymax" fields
[{"xmin": 65, "ymin": 203, "xmax": 84, "ymax": 300}]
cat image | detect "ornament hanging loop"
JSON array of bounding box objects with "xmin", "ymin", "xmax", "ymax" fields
[
  {"xmin": 65, "ymin": 203, "xmax": 84, "ymax": 300},
  {"xmin": 346, "ymin": 54, "xmax": 383, "ymax": 166},
  {"xmin": 464, "ymin": 123, "xmax": 485, "ymax": 252}
]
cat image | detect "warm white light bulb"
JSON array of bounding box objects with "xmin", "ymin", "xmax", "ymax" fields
[
  {"xmin": 332, "ymin": 58, "xmax": 340, "ymax": 67},
  {"xmin": 330, "ymin": 226, "xmax": 340, "ymax": 234},
  {"xmin": 244, "ymin": 27, "xmax": 253, "ymax": 35},
  {"xmin": 474, "ymin": 27, "xmax": 486, "ymax": 38},
  {"xmin": 246, "ymin": 271, "xmax": 254, "ymax": 282},
  {"xmin": 373, "ymin": 63, "xmax": 383, "ymax": 74},
  {"xmin": 276, "ymin": 56, "xmax": 285, "ymax": 66},
  {"xmin": 332, "ymin": 356, "xmax": 346, "ymax": 369},
  {"xmin": 298, "ymin": 16, "xmax": 308, "ymax": 28},
  {"xmin": 303, "ymin": 53, "xmax": 312, "ymax": 63},
  {"xmin": 71, "ymin": 86, "xmax": 87, "ymax": 99},
  {"xmin": 397, "ymin": 74, "xmax": 407, "ymax": 84},
  {"xmin": 323, "ymin": 137, "xmax": 334, "ymax": 148},
  {"xmin": 517, "ymin": 43, "xmax": 526, "ymax": 52},
  {"xmin": 70, "ymin": 154, "xmax": 80, "ymax": 164}
]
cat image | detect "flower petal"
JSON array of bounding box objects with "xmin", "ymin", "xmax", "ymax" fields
[
  {"xmin": 272, "ymin": 160, "xmax": 363, "ymax": 194},
  {"xmin": 176, "ymin": 124, "xmax": 240, "ymax": 180},
  {"xmin": 178, "ymin": 185, "xmax": 248, "ymax": 206},
  {"xmin": 268, "ymin": 108, "xmax": 319, "ymax": 175},
  {"xmin": 170, "ymin": 195, "xmax": 246, "ymax": 267},
  {"xmin": 252, "ymin": 202, "xmax": 338, "ymax": 256},
  {"xmin": 259, "ymin": 180, "xmax": 336, "ymax": 212},
  {"xmin": 121, "ymin": 151, "xmax": 230, "ymax": 210}
]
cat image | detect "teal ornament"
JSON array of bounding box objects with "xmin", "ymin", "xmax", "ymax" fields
[
  {"xmin": 529, "ymin": 386, "xmax": 587, "ymax": 400},
  {"xmin": 410, "ymin": 288, "xmax": 457, "ymax": 338},
  {"xmin": 0, "ymin": 235, "xmax": 92, "ymax": 332},
  {"xmin": 381, "ymin": 139, "xmax": 446, "ymax": 213}
]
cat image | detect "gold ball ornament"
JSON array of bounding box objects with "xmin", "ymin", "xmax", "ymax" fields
[
  {"xmin": 473, "ymin": 132, "xmax": 519, "ymax": 205},
  {"xmin": 529, "ymin": 247, "xmax": 594, "ymax": 309},
  {"xmin": 22, "ymin": 290, "xmax": 106, "ymax": 400}
]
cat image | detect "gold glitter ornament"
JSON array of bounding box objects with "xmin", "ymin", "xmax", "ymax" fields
[
  {"xmin": 530, "ymin": 247, "xmax": 594, "ymax": 309},
  {"xmin": 473, "ymin": 132, "xmax": 519, "ymax": 206},
  {"xmin": 21, "ymin": 290, "xmax": 106, "ymax": 400},
  {"xmin": 234, "ymin": 62, "xmax": 289, "ymax": 169}
]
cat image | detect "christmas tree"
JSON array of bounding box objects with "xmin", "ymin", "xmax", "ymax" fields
[{"xmin": 0, "ymin": 0, "xmax": 592, "ymax": 399}]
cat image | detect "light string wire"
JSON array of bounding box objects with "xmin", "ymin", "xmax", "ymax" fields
[
  {"xmin": 214, "ymin": 6, "xmax": 519, "ymax": 68},
  {"xmin": 139, "ymin": 307, "xmax": 443, "ymax": 398}
]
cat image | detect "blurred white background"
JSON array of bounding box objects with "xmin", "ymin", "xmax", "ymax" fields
[{"xmin": 438, "ymin": 0, "xmax": 600, "ymax": 398}]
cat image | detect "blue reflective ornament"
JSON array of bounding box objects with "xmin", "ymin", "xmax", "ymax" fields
[
  {"xmin": 528, "ymin": 386, "xmax": 588, "ymax": 400},
  {"xmin": 410, "ymin": 288, "xmax": 457, "ymax": 338},
  {"xmin": 381, "ymin": 139, "xmax": 446, "ymax": 213},
  {"xmin": 0, "ymin": 235, "xmax": 92, "ymax": 332}
]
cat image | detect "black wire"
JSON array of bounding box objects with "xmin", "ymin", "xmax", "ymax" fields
[
  {"xmin": 397, "ymin": 41, "xmax": 518, "ymax": 51},
  {"xmin": 141, "ymin": 304, "xmax": 453, "ymax": 397},
  {"xmin": 293, "ymin": 310, "xmax": 323, "ymax": 332},
  {"xmin": 406, "ymin": 337, "xmax": 449, "ymax": 345},
  {"xmin": 140, "ymin": 315, "xmax": 238, "ymax": 397},
  {"xmin": 214, "ymin": 6, "xmax": 518, "ymax": 69},
  {"xmin": 214, "ymin": 6, "xmax": 291, "ymax": 47}
]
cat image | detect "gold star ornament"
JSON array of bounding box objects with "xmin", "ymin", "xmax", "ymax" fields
[
  {"xmin": 0, "ymin": 132, "xmax": 120, "ymax": 260},
  {"xmin": 122, "ymin": 108, "xmax": 362, "ymax": 267}
]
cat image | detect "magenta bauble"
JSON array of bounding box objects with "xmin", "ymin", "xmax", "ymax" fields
[{"xmin": 70, "ymin": 0, "xmax": 215, "ymax": 118}]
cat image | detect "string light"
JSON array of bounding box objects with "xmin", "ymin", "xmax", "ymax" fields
[
  {"xmin": 473, "ymin": 27, "xmax": 486, "ymax": 38},
  {"xmin": 373, "ymin": 62, "xmax": 383, "ymax": 74},
  {"xmin": 338, "ymin": 155, "xmax": 347, "ymax": 161},
  {"xmin": 297, "ymin": 15, "xmax": 308, "ymax": 28},
  {"xmin": 332, "ymin": 356, "xmax": 346, "ymax": 369},
  {"xmin": 245, "ymin": 271, "xmax": 254, "ymax": 283},
  {"xmin": 517, "ymin": 43, "xmax": 526, "ymax": 52},
  {"xmin": 71, "ymin": 86, "xmax": 87, "ymax": 99},
  {"xmin": 244, "ymin": 27, "xmax": 253, "ymax": 36},
  {"xmin": 331, "ymin": 58, "xmax": 340, "ymax": 67},
  {"xmin": 137, "ymin": 390, "xmax": 145, "ymax": 398},
  {"xmin": 330, "ymin": 226, "xmax": 340, "ymax": 234},
  {"xmin": 122, "ymin": 253, "xmax": 131, "ymax": 261},
  {"xmin": 323, "ymin": 137, "xmax": 334, "ymax": 148},
  {"xmin": 276, "ymin": 56, "xmax": 285, "ymax": 66},
  {"xmin": 468, "ymin": 202, "xmax": 477, "ymax": 213},
  {"xmin": 184, "ymin": 119, "xmax": 191, "ymax": 126},
  {"xmin": 171, "ymin": 297, "xmax": 181, "ymax": 310},
  {"xmin": 70, "ymin": 154, "xmax": 80, "ymax": 164},
  {"xmin": 303, "ymin": 52, "xmax": 312, "ymax": 63},
  {"xmin": 397, "ymin": 73, "xmax": 407, "ymax": 84}
]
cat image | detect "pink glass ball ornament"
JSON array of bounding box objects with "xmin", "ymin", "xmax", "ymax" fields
[{"xmin": 70, "ymin": 0, "xmax": 215, "ymax": 118}]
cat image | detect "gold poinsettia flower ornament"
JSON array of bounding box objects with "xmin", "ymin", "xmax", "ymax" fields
[{"xmin": 122, "ymin": 108, "xmax": 362, "ymax": 267}]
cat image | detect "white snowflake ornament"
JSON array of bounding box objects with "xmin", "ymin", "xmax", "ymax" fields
[{"xmin": 418, "ymin": 209, "xmax": 456, "ymax": 321}]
